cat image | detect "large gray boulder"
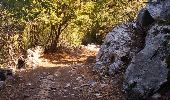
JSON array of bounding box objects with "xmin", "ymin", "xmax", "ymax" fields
[
  {"xmin": 124, "ymin": 24, "xmax": 170, "ymax": 99},
  {"xmin": 147, "ymin": 0, "xmax": 170, "ymax": 22},
  {"xmin": 146, "ymin": 1, "xmax": 163, "ymax": 20},
  {"xmin": 160, "ymin": 0, "xmax": 170, "ymax": 22},
  {"xmin": 95, "ymin": 5, "xmax": 157, "ymax": 76},
  {"xmin": 136, "ymin": 8, "xmax": 155, "ymax": 31},
  {"xmin": 95, "ymin": 0, "xmax": 170, "ymax": 99},
  {"xmin": 94, "ymin": 23, "xmax": 146, "ymax": 75}
]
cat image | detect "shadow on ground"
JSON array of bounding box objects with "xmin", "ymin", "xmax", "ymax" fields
[{"xmin": 0, "ymin": 48, "xmax": 125, "ymax": 100}]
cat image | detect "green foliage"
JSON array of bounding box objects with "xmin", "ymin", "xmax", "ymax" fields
[{"xmin": 0, "ymin": 0, "xmax": 146, "ymax": 66}]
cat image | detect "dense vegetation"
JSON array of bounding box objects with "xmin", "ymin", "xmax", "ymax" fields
[{"xmin": 0, "ymin": 0, "xmax": 146, "ymax": 68}]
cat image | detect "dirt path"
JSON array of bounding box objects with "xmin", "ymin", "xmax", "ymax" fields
[{"xmin": 0, "ymin": 48, "xmax": 125, "ymax": 100}]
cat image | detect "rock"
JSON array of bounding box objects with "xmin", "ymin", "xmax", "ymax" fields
[
  {"xmin": 100, "ymin": 83, "xmax": 108, "ymax": 88},
  {"xmin": 136, "ymin": 8, "xmax": 155, "ymax": 31},
  {"xmin": 17, "ymin": 55, "xmax": 25, "ymax": 69},
  {"xmin": 147, "ymin": 0, "xmax": 170, "ymax": 22},
  {"xmin": 0, "ymin": 71, "xmax": 6, "ymax": 81},
  {"xmin": 0, "ymin": 69, "xmax": 13, "ymax": 81},
  {"xmin": 0, "ymin": 81, "xmax": 5, "ymax": 89},
  {"xmin": 65, "ymin": 83, "xmax": 71, "ymax": 88},
  {"xmin": 26, "ymin": 46, "xmax": 44, "ymax": 68},
  {"xmin": 95, "ymin": 22, "xmax": 146, "ymax": 75},
  {"xmin": 146, "ymin": 0, "xmax": 163, "ymax": 20},
  {"xmin": 86, "ymin": 56, "xmax": 96, "ymax": 63},
  {"xmin": 123, "ymin": 24, "xmax": 170, "ymax": 99},
  {"xmin": 94, "ymin": 93, "xmax": 102, "ymax": 98},
  {"xmin": 0, "ymin": 69, "xmax": 13, "ymax": 89},
  {"xmin": 160, "ymin": 0, "xmax": 170, "ymax": 23},
  {"xmin": 88, "ymin": 80, "xmax": 96, "ymax": 87},
  {"xmin": 151, "ymin": 93, "xmax": 161, "ymax": 100},
  {"xmin": 95, "ymin": 0, "xmax": 170, "ymax": 99}
]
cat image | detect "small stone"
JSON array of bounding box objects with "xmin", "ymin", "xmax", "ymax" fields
[
  {"xmin": 26, "ymin": 83, "xmax": 32, "ymax": 86},
  {"xmin": 94, "ymin": 93, "xmax": 102, "ymax": 98},
  {"xmin": 88, "ymin": 80, "xmax": 96, "ymax": 87},
  {"xmin": 0, "ymin": 81, "xmax": 5, "ymax": 89},
  {"xmin": 63, "ymin": 89, "xmax": 68, "ymax": 92},
  {"xmin": 151, "ymin": 93, "xmax": 161, "ymax": 100},
  {"xmin": 65, "ymin": 83, "xmax": 71, "ymax": 88},
  {"xmin": 76, "ymin": 77, "xmax": 82, "ymax": 81},
  {"xmin": 73, "ymin": 87, "xmax": 79, "ymax": 90},
  {"xmin": 100, "ymin": 84, "xmax": 107, "ymax": 88}
]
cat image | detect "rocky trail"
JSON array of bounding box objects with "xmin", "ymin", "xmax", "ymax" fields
[
  {"xmin": 0, "ymin": 47, "xmax": 125, "ymax": 100},
  {"xmin": 1, "ymin": 0, "xmax": 170, "ymax": 100}
]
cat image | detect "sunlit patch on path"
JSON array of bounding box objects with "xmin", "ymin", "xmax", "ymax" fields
[{"xmin": 0, "ymin": 45, "xmax": 125, "ymax": 100}]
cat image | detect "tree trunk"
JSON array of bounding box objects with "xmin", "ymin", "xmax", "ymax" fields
[{"xmin": 49, "ymin": 24, "xmax": 62, "ymax": 52}]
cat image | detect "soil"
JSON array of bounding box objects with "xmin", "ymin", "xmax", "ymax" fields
[{"xmin": 0, "ymin": 47, "xmax": 125, "ymax": 100}]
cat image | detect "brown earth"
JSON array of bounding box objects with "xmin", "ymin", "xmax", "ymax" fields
[{"xmin": 0, "ymin": 48, "xmax": 125, "ymax": 100}]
